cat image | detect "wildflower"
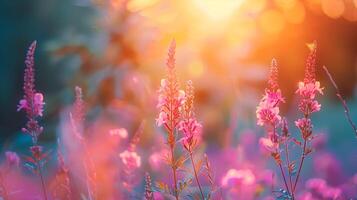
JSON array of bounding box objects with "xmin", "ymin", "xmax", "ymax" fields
[
  {"xmin": 179, "ymin": 81, "xmax": 202, "ymax": 151},
  {"xmin": 293, "ymin": 41, "xmax": 324, "ymax": 195},
  {"xmin": 156, "ymin": 40, "xmax": 182, "ymax": 200},
  {"xmin": 119, "ymin": 150, "xmax": 141, "ymax": 169},
  {"xmin": 256, "ymin": 104, "xmax": 281, "ymax": 127},
  {"xmin": 295, "ymin": 41, "xmax": 323, "ymax": 116},
  {"xmin": 221, "ymin": 169, "xmax": 256, "ymax": 187},
  {"xmin": 178, "ymin": 81, "xmax": 205, "ymax": 199},
  {"xmin": 156, "ymin": 40, "xmax": 184, "ymax": 133},
  {"xmin": 5, "ymin": 151, "xmax": 20, "ymax": 167},
  {"xmin": 256, "ymin": 59, "xmax": 284, "ymax": 127},
  {"xmin": 17, "ymin": 41, "xmax": 45, "ymax": 143},
  {"xmin": 295, "ymin": 118, "xmax": 312, "ymax": 140},
  {"xmin": 296, "ymin": 81, "xmax": 323, "ymax": 99},
  {"xmin": 109, "ymin": 128, "xmax": 128, "ymax": 139},
  {"xmin": 256, "ymin": 59, "xmax": 290, "ymax": 195}
]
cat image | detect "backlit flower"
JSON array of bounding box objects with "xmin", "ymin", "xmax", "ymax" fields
[
  {"xmin": 156, "ymin": 40, "xmax": 184, "ymax": 133},
  {"xmin": 256, "ymin": 59, "xmax": 284, "ymax": 127},
  {"xmin": 179, "ymin": 80, "xmax": 202, "ymax": 151}
]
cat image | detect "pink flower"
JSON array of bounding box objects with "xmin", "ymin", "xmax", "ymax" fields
[
  {"xmin": 296, "ymin": 41, "xmax": 323, "ymax": 117},
  {"xmin": 298, "ymin": 99, "xmax": 321, "ymax": 114},
  {"xmin": 256, "ymin": 59, "xmax": 284, "ymax": 127},
  {"xmin": 179, "ymin": 118, "xmax": 202, "ymax": 150},
  {"xmin": 179, "ymin": 80, "xmax": 202, "ymax": 151},
  {"xmin": 295, "ymin": 118, "xmax": 312, "ymax": 140},
  {"xmin": 256, "ymin": 101, "xmax": 281, "ymax": 126},
  {"xmin": 296, "ymin": 81, "xmax": 323, "ymax": 99},
  {"xmin": 221, "ymin": 169, "xmax": 256, "ymax": 187},
  {"xmin": 119, "ymin": 150, "xmax": 141, "ymax": 169},
  {"xmin": 263, "ymin": 89, "xmax": 285, "ymax": 105},
  {"xmin": 17, "ymin": 99, "xmax": 28, "ymax": 112},
  {"xmin": 109, "ymin": 128, "xmax": 128, "ymax": 138},
  {"xmin": 33, "ymin": 93, "xmax": 45, "ymax": 116},
  {"xmin": 5, "ymin": 151, "xmax": 20, "ymax": 167},
  {"xmin": 17, "ymin": 93, "xmax": 44, "ymax": 117}
]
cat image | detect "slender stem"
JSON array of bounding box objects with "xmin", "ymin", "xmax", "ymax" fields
[
  {"xmin": 170, "ymin": 145, "xmax": 179, "ymax": 200},
  {"xmin": 272, "ymin": 124, "xmax": 290, "ymax": 196},
  {"xmin": 278, "ymin": 163, "xmax": 290, "ymax": 195},
  {"xmin": 284, "ymin": 142, "xmax": 294, "ymax": 199},
  {"xmin": 323, "ymin": 66, "xmax": 357, "ymax": 137},
  {"xmin": 293, "ymin": 139, "xmax": 307, "ymax": 192},
  {"xmin": 36, "ymin": 159, "xmax": 48, "ymax": 200},
  {"xmin": 189, "ymin": 151, "xmax": 205, "ymax": 200}
]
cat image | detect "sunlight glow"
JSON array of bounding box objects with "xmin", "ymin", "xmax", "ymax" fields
[{"xmin": 192, "ymin": 0, "xmax": 245, "ymax": 21}]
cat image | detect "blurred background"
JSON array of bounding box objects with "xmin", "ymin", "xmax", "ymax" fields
[{"xmin": 1, "ymin": 0, "xmax": 357, "ymax": 197}]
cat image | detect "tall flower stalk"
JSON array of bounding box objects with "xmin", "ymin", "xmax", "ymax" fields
[
  {"xmin": 293, "ymin": 41, "xmax": 323, "ymax": 193},
  {"xmin": 156, "ymin": 40, "xmax": 185, "ymax": 200},
  {"xmin": 70, "ymin": 86, "xmax": 97, "ymax": 200},
  {"xmin": 179, "ymin": 80, "xmax": 204, "ymax": 199},
  {"xmin": 256, "ymin": 59, "xmax": 290, "ymax": 196},
  {"xmin": 18, "ymin": 41, "xmax": 48, "ymax": 200}
]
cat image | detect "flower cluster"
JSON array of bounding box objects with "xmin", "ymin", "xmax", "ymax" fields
[
  {"xmin": 156, "ymin": 40, "xmax": 185, "ymax": 135},
  {"xmin": 295, "ymin": 41, "xmax": 323, "ymax": 117},
  {"xmin": 17, "ymin": 41, "xmax": 45, "ymax": 143},
  {"xmin": 256, "ymin": 59, "xmax": 284, "ymax": 128},
  {"xmin": 156, "ymin": 41, "xmax": 208, "ymax": 200},
  {"xmin": 179, "ymin": 80, "xmax": 202, "ymax": 151},
  {"xmin": 257, "ymin": 59, "xmax": 284, "ymax": 156}
]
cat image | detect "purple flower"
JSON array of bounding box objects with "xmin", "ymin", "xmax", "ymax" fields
[{"xmin": 18, "ymin": 41, "xmax": 45, "ymax": 143}]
